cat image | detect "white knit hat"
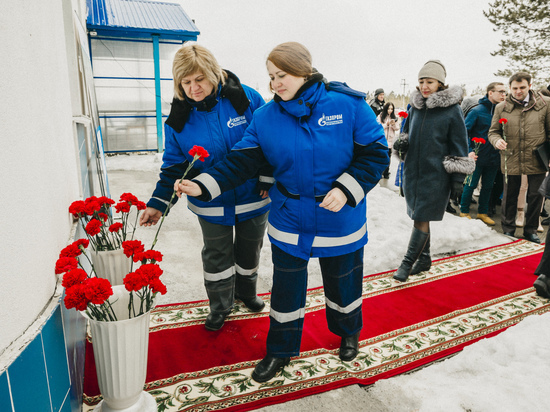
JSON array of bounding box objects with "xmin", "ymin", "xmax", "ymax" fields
[{"xmin": 418, "ymin": 60, "xmax": 446, "ymax": 83}]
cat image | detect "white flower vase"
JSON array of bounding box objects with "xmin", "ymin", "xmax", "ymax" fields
[
  {"xmin": 91, "ymin": 249, "xmax": 131, "ymax": 286},
  {"xmin": 82, "ymin": 286, "xmax": 157, "ymax": 412}
]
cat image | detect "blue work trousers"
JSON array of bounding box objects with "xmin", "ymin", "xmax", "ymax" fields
[
  {"xmin": 266, "ymin": 244, "xmax": 364, "ymax": 357},
  {"xmin": 460, "ymin": 164, "xmax": 498, "ymax": 214}
]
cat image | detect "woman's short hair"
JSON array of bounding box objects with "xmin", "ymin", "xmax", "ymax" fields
[
  {"xmin": 172, "ymin": 44, "xmax": 225, "ymax": 100},
  {"xmin": 267, "ymin": 42, "xmax": 313, "ymax": 92}
]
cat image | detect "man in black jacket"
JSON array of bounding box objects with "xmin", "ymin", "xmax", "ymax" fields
[{"xmin": 369, "ymin": 88, "xmax": 385, "ymax": 117}]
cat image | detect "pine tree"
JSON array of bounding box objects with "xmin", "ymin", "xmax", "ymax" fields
[{"xmin": 484, "ymin": 0, "xmax": 550, "ymax": 87}]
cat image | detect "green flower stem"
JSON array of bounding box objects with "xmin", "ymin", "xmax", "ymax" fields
[{"xmin": 150, "ymin": 156, "xmax": 199, "ymax": 250}]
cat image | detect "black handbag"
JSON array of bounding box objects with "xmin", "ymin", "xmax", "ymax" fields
[{"xmin": 534, "ymin": 141, "xmax": 550, "ymax": 171}]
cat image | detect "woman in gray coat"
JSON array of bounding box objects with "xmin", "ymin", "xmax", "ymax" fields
[{"xmin": 393, "ymin": 60, "xmax": 474, "ymax": 282}]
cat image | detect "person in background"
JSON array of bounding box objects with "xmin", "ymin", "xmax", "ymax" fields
[
  {"xmin": 393, "ymin": 60, "xmax": 473, "ymax": 282},
  {"xmin": 369, "ymin": 88, "xmax": 385, "ymax": 117},
  {"xmin": 377, "ymin": 102, "xmax": 400, "ymax": 179},
  {"xmin": 139, "ymin": 44, "xmax": 271, "ymax": 331},
  {"xmin": 175, "ymin": 42, "xmax": 389, "ymax": 383},
  {"xmin": 488, "ymin": 72, "xmax": 550, "ymax": 243},
  {"xmin": 459, "ymin": 82, "xmax": 506, "ymax": 225}
]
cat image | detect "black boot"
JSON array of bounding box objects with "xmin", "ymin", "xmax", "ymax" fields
[
  {"xmin": 339, "ymin": 332, "xmax": 360, "ymax": 361},
  {"xmin": 235, "ymin": 273, "xmax": 265, "ymax": 312},
  {"xmin": 534, "ymin": 274, "xmax": 550, "ymax": 299},
  {"xmin": 251, "ymin": 356, "xmax": 290, "ymax": 382},
  {"xmin": 394, "ymin": 228, "xmax": 430, "ymax": 282},
  {"xmin": 410, "ymin": 234, "xmax": 431, "ymax": 275},
  {"xmin": 204, "ymin": 276, "xmax": 234, "ymax": 331}
]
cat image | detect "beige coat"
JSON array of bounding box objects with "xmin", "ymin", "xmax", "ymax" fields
[
  {"xmin": 377, "ymin": 114, "xmax": 400, "ymax": 146},
  {"xmin": 488, "ymin": 91, "xmax": 550, "ymax": 175}
]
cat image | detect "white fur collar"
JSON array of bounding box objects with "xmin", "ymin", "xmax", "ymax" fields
[{"xmin": 410, "ymin": 85, "xmax": 463, "ymax": 110}]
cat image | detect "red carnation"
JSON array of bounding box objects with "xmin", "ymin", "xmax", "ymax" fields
[
  {"xmin": 55, "ymin": 256, "xmax": 79, "ymax": 274},
  {"xmin": 98, "ymin": 213, "xmax": 109, "ymax": 222},
  {"xmin": 83, "ymin": 277, "xmax": 113, "ymax": 305},
  {"xmin": 472, "ymin": 137, "xmax": 486, "ymax": 144},
  {"xmin": 120, "ymin": 193, "xmax": 139, "ymax": 204},
  {"xmin": 398, "ymin": 111, "xmax": 408, "ymax": 118},
  {"xmin": 85, "ymin": 219, "xmax": 102, "ymax": 236},
  {"xmin": 97, "ymin": 196, "xmax": 115, "ymax": 206},
  {"xmin": 115, "ymin": 201, "xmax": 131, "ymax": 213},
  {"xmin": 84, "ymin": 198, "xmax": 101, "ymax": 215},
  {"xmin": 62, "ymin": 268, "xmax": 88, "ymax": 288},
  {"xmin": 64, "ymin": 284, "xmax": 89, "ymax": 311},
  {"xmin": 149, "ymin": 278, "xmax": 167, "ymax": 295},
  {"xmin": 74, "ymin": 239, "xmax": 90, "ymax": 250},
  {"xmin": 188, "ymin": 145, "xmax": 210, "ymax": 162},
  {"xmin": 134, "ymin": 250, "xmax": 163, "ymax": 263},
  {"xmin": 136, "ymin": 263, "xmax": 163, "ymax": 282},
  {"xmin": 109, "ymin": 222, "xmax": 123, "ymax": 233},
  {"xmin": 69, "ymin": 200, "xmax": 86, "ymax": 217},
  {"xmin": 135, "ymin": 201, "xmax": 147, "ymax": 211},
  {"xmin": 122, "ymin": 240, "xmax": 145, "ymax": 258},
  {"xmin": 123, "ymin": 271, "xmax": 148, "ymax": 292},
  {"xmin": 59, "ymin": 243, "xmax": 81, "ymax": 258},
  {"xmin": 499, "ymin": 118, "xmax": 508, "ymax": 124}
]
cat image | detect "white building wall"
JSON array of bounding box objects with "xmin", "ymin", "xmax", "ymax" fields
[{"xmin": 0, "ymin": 0, "xmax": 83, "ymax": 354}]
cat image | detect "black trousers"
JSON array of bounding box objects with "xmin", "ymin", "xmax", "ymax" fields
[
  {"xmin": 535, "ymin": 228, "xmax": 550, "ymax": 275},
  {"xmin": 501, "ymin": 173, "xmax": 545, "ymax": 234}
]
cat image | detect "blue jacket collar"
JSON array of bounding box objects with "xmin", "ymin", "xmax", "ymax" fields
[{"xmin": 275, "ymin": 73, "xmax": 324, "ymax": 119}]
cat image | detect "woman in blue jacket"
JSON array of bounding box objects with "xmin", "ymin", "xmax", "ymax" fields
[
  {"xmin": 175, "ymin": 42, "xmax": 389, "ymax": 382},
  {"xmin": 139, "ymin": 45, "xmax": 271, "ymax": 332}
]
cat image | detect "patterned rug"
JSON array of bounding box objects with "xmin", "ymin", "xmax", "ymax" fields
[{"xmin": 83, "ymin": 240, "xmax": 550, "ymax": 411}]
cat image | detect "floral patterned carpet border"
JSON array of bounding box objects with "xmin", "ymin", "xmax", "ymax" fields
[{"xmin": 83, "ymin": 240, "xmax": 550, "ymax": 411}]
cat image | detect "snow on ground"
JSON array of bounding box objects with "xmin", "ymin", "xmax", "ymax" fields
[{"xmin": 105, "ymin": 152, "xmax": 549, "ymax": 412}]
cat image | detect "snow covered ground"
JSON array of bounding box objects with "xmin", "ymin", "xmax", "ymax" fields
[{"xmin": 105, "ymin": 152, "xmax": 550, "ymax": 412}]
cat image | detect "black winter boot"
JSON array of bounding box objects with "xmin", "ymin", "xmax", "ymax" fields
[
  {"xmin": 410, "ymin": 234, "xmax": 431, "ymax": 275},
  {"xmin": 235, "ymin": 273, "xmax": 265, "ymax": 312},
  {"xmin": 394, "ymin": 228, "xmax": 430, "ymax": 282},
  {"xmin": 204, "ymin": 275, "xmax": 235, "ymax": 331}
]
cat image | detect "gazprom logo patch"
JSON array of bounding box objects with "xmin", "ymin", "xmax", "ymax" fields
[
  {"xmin": 227, "ymin": 115, "xmax": 247, "ymax": 128},
  {"xmin": 318, "ymin": 113, "xmax": 343, "ymax": 127}
]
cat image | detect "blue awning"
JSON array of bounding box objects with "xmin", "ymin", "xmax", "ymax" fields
[{"xmin": 87, "ymin": 0, "xmax": 200, "ymax": 41}]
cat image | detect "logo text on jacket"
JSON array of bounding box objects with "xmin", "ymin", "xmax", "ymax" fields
[
  {"xmin": 227, "ymin": 116, "xmax": 247, "ymax": 128},
  {"xmin": 318, "ymin": 113, "xmax": 343, "ymax": 127}
]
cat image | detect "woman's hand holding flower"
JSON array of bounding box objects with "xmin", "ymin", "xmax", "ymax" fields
[
  {"xmin": 319, "ymin": 187, "xmax": 347, "ymax": 212},
  {"xmin": 139, "ymin": 207, "xmax": 162, "ymax": 227},
  {"xmin": 175, "ymin": 179, "xmax": 203, "ymax": 198}
]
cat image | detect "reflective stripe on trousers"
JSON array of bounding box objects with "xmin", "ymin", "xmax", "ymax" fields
[{"xmin": 267, "ymin": 244, "xmax": 364, "ymax": 357}]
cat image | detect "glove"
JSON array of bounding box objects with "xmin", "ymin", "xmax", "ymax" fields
[
  {"xmin": 393, "ymin": 138, "xmax": 409, "ymax": 161},
  {"xmin": 450, "ymin": 181, "xmax": 463, "ymax": 203}
]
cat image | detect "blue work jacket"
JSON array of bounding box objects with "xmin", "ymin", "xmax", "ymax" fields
[
  {"xmin": 148, "ymin": 71, "xmax": 270, "ymax": 225},
  {"xmin": 194, "ymin": 79, "xmax": 389, "ymax": 259}
]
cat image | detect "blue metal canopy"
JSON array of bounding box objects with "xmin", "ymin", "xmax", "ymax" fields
[{"xmin": 87, "ymin": 0, "xmax": 200, "ymax": 41}]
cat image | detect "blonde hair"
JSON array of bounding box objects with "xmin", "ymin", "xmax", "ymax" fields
[
  {"xmin": 172, "ymin": 44, "xmax": 225, "ymax": 100},
  {"xmin": 266, "ymin": 42, "xmax": 313, "ymax": 93}
]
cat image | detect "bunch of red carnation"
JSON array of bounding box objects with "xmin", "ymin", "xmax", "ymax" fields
[
  {"xmin": 69, "ymin": 193, "xmax": 146, "ymax": 252},
  {"xmin": 55, "ymin": 238, "xmax": 166, "ymax": 321}
]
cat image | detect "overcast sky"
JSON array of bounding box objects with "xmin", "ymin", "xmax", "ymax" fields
[{"xmin": 156, "ymin": 0, "xmax": 509, "ymax": 98}]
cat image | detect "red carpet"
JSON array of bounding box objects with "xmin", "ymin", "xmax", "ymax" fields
[{"xmin": 83, "ymin": 240, "xmax": 550, "ymax": 411}]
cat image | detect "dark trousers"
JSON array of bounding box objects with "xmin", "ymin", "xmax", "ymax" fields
[
  {"xmin": 535, "ymin": 228, "xmax": 550, "ymax": 275},
  {"xmin": 266, "ymin": 244, "xmax": 364, "ymax": 357},
  {"xmin": 460, "ymin": 164, "xmax": 499, "ymax": 214},
  {"xmin": 198, "ymin": 213, "xmax": 268, "ymax": 313},
  {"xmin": 501, "ymin": 173, "xmax": 545, "ymax": 234}
]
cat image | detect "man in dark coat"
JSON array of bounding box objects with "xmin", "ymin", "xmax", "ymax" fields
[
  {"xmin": 459, "ymin": 82, "xmax": 506, "ymax": 225},
  {"xmin": 369, "ymin": 88, "xmax": 385, "ymax": 117}
]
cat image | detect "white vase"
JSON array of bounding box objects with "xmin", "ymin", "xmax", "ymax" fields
[
  {"xmin": 91, "ymin": 248, "xmax": 131, "ymax": 286},
  {"xmin": 82, "ymin": 286, "xmax": 156, "ymax": 412}
]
